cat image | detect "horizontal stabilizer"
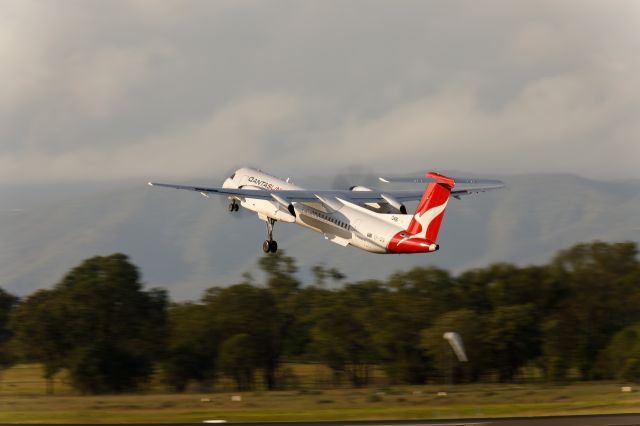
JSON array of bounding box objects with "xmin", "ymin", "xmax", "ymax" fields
[{"xmin": 379, "ymin": 174, "xmax": 504, "ymax": 188}]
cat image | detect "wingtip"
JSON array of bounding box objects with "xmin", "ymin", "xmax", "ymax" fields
[
  {"xmin": 147, "ymin": 182, "xmax": 154, "ymax": 187},
  {"xmin": 379, "ymin": 177, "xmax": 390, "ymax": 183}
]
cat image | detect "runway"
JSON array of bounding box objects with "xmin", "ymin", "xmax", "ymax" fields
[
  {"xmin": 204, "ymin": 415, "xmax": 640, "ymax": 426},
  {"xmin": 211, "ymin": 415, "xmax": 638, "ymax": 426},
  {"xmin": 23, "ymin": 414, "xmax": 640, "ymax": 426}
]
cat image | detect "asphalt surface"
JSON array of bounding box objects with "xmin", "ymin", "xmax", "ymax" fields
[
  {"xmin": 218, "ymin": 416, "xmax": 640, "ymax": 426},
  {"xmin": 14, "ymin": 414, "xmax": 640, "ymax": 426}
]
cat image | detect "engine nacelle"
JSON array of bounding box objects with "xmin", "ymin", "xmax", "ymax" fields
[
  {"xmin": 349, "ymin": 186, "xmax": 382, "ymax": 211},
  {"xmin": 271, "ymin": 193, "xmax": 296, "ymax": 217},
  {"xmin": 349, "ymin": 186, "xmax": 406, "ymax": 214},
  {"xmin": 241, "ymin": 198, "xmax": 296, "ymax": 223},
  {"xmin": 381, "ymin": 193, "xmax": 408, "ymax": 214}
]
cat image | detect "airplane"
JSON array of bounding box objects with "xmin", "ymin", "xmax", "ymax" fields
[{"xmin": 148, "ymin": 167, "xmax": 504, "ymax": 254}]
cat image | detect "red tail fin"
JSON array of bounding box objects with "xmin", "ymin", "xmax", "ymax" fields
[{"xmin": 405, "ymin": 172, "xmax": 454, "ymax": 244}]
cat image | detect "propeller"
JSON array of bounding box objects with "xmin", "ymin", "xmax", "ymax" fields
[{"xmin": 331, "ymin": 165, "xmax": 379, "ymax": 190}]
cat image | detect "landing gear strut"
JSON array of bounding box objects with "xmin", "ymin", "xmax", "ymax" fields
[
  {"xmin": 228, "ymin": 200, "xmax": 239, "ymax": 212},
  {"xmin": 262, "ymin": 218, "xmax": 278, "ymax": 253}
]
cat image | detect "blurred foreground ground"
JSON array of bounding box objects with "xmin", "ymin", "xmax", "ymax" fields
[{"xmin": 1, "ymin": 365, "xmax": 639, "ymax": 423}]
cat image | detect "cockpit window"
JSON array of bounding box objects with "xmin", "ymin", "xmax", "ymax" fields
[{"xmin": 229, "ymin": 173, "xmax": 236, "ymax": 179}]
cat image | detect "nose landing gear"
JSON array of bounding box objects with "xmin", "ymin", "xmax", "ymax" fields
[
  {"xmin": 263, "ymin": 218, "xmax": 278, "ymax": 253},
  {"xmin": 228, "ymin": 200, "xmax": 239, "ymax": 212}
]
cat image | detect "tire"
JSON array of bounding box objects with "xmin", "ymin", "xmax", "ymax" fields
[
  {"xmin": 262, "ymin": 240, "xmax": 271, "ymax": 253},
  {"xmin": 269, "ymin": 240, "xmax": 278, "ymax": 253}
]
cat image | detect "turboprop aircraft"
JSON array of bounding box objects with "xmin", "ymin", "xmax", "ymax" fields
[{"xmin": 148, "ymin": 168, "xmax": 503, "ymax": 254}]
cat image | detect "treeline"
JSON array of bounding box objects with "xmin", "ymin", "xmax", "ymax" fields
[{"xmin": 1, "ymin": 241, "xmax": 639, "ymax": 394}]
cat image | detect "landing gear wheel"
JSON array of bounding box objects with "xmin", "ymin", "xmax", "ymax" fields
[
  {"xmin": 262, "ymin": 240, "xmax": 278, "ymax": 253},
  {"xmin": 262, "ymin": 218, "xmax": 278, "ymax": 253},
  {"xmin": 234, "ymin": 203, "xmax": 239, "ymax": 211},
  {"xmin": 229, "ymin": 201, "xmax": 240, "ymax": 212}
]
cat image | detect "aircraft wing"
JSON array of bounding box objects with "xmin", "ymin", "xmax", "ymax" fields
[
  {"xmin": 148, "ymin": 181, "xmax": 503, "ymax": 203},
  {"xmin": 148, "ymin": 182, "xmax": 418, "ymax": 202}
]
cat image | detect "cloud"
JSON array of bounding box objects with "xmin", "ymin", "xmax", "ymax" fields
[
  {"xmin": 0, "ymin": 93, "xmax": 300, "ymax": 182},
  {"xmin": 67, "ymin": 44, "xmax": 173, "ymax": 118},
  {"xmin": 1, "ymin": 0, "xmax": 639, "ymax": 184}
]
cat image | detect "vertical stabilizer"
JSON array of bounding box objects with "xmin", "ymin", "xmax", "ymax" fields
[
  {"xmin": 387, "ymin": 172, "xmax": 454, "ymax": 253},
  {"xmin": 405, "ymin": 172, "xmax": 454, "ymax": 244}
]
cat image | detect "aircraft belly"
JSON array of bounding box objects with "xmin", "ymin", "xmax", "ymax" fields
[
  {"xmin": 298, "ymin": 214, "xmax": 351, "ymax": 240},
  {"xmin": 350, "ymin": 234, "xmax": 387, "ymax": 253}
]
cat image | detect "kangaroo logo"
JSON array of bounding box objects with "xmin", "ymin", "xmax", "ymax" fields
[{"xmin": 396, "ymin": 200, "xmax": 448, "ymax": 246}]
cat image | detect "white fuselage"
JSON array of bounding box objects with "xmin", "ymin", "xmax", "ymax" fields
[{"xmin": 223, "ymin": 168, "xmax": 411, "ymax": 253}]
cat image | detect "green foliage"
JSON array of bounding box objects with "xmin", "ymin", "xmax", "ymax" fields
[
  {"xmin": 10, "ymin": 289, "xmax": 69, "ymax": 390},
  {"xmin": 420, "ymin": 309, "xmax": 486, "ymax": 382},
  {"xmin": 204, "ymin": 282, "xmax": 284, "ymax": 389},
  {"xmin": 595, "ymin": 323, "xmax": 640, "ymax": 382},
  {"xmin": 218, "ymin": 333, "xmax": 257, "ymax": 390},
  {"xmin": 161, "ymin": 302, "xmax": 217, "ymax": 391},
  {"xmin": 541, "ymin": 241, "xmax": 640, "ymax": 379},
  {"xmin": 309, "ymin": 293, "xmax": 376, "ymax": 386},
  {"xmin": 621, "ymin": 358, "xmax": 640, "ymax": 382},
  {"xmin": 6, "ymin": 240, "xmax": 640, "ymax": 391},
  {"xmin": 485, "ymin": 304, "xmax": 540, "ymax": 381},
  {"xmin": 0, "ymin": 288, "xmax": 18, "ymax": 371},
  {"xmin": 69, "ymin": 342, "xmax": 153, "ymax": 394},
  {"xmin": 311, "ymin": 264, "xmax": 345, "ymax": 287},
  {"xmin": 373, "ymin": 267, "xmax": 454, "ymax": 384},
  {"xmin": 10, "ymin": 254, "xmax": 167, "ymax": 394},
  {"xmin": 258, "ymin": 250, "xmax": 299, "ymax": 299}
]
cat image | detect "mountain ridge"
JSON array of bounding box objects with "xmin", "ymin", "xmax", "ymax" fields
[{"xmin": 1, "ymin": 172, "xmax": 638, "ymax": 300}]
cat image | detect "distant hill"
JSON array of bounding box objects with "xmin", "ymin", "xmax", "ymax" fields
[{"xmin": 1, "ymin": 173, "xmax": 638, "ymax": 300}]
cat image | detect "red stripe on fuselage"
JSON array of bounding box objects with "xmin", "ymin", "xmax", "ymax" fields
[{"xmin": 387, "ymin": 231, "xmax": 438, "ymax": 253}]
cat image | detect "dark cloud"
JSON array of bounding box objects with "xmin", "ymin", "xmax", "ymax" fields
[{"xmin": 1, "ymin": 0, "xmax": 638, "ymax": 183}]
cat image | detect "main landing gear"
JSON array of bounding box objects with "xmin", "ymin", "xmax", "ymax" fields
[
  {"xmin": 263, "ymin": 218, "xmax": 278, "ymax": 253},
  {"xmin": 228, "ymin": 200, "xmax": 239, "ymax": 212}
]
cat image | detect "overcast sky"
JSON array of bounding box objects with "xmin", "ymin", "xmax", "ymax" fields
[{"xmin": 1, "ymin": 0, "xmax": 639, "ymax": 185}]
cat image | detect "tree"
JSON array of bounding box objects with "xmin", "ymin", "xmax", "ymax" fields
[
  {"xmin": 218, "ymin": 334, "xmax": 257, "ymax": 390},
  {"xmin": 11, "ymin": 254, "xmax": 167, "ymax": 393},
  {"xmin": 311, "ymin": 264, "xmax": 345, "ymax": 288},
  {"xmin": 257, "ymin": 251, "xmax": 302, "ymax": 388},
  {"xmin": 420, "ymin": 309, "xmax": 487, "ymax": 383},
  {"xmin": 258, "ymin": 250, "xmax": 299, "ymax": 300},
  {"xmin": 161, "ymin": 302, "xmax": 218, "ymax": 391},
  {"xmin": 595, "ymin": 323, "xmax": 640, "ymax": 381},
  {"xmin": 542, "ymin": 241, "xmax": 640, "ymax": 379},
  {"xmin": 309, "ymin": 295, "xmax": 376, "ymax": 387},
  {"xmin": 204, "ymin": 284, "xmax": 282, "ymax": 390},
  {"xmin": 0, "ymin": 288, "xmax": 18, "ymax": 390},
  {"xmin": 371, "ymin": 267, "xmax": 454, "ymax": 384},
  {"xmin": 485, "ymin": 304, "xmax": 540, "ymax": 381},
  {"xmin": 10, "ymin": 289, "xmax": 68, "ymax": 393}
]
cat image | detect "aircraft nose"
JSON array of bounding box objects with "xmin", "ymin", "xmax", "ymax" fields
[{"xmin": 222, "ymin": 178, "xmax": 233, "ymax": 188}]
